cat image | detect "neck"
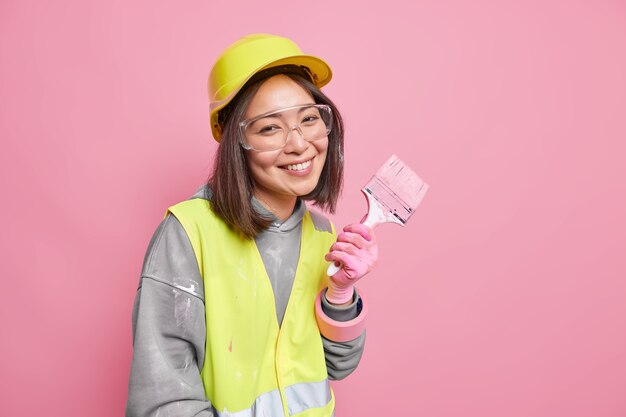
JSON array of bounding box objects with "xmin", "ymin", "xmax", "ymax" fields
[{"xmin": 253, "ymin": 191, "xmax": 297, "ymax": 222}]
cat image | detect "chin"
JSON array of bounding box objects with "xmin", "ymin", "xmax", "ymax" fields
[{"xmin": 290, "ymin": 187, "xmax": 314, "ymax": 198}]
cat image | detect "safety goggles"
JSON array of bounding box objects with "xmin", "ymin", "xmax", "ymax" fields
[{"xmin": 239, "ymin": 104, "xmax": 333, "ymax": 152}]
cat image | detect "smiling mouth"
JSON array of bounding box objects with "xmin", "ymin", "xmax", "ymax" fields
[{"xmin": 283, "ymin": 159, "xmax": 312, "ymax": 172}]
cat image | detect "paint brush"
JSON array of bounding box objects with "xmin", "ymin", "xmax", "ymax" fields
[{"xmin": 327, "ymin": 154, "xmax": 429, "ymax": 276}]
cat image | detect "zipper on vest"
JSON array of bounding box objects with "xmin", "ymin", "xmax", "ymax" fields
[
  {"xmin": 273, "ymin": 213, "xmax": 310, "ymax": 417},
  {"xmin": 251, "ymin": 241, "xmax": 294, "ymax": 417},
  {"xmin": 275, "ymin": 327, "xmax": 289, "ymax": 417}
]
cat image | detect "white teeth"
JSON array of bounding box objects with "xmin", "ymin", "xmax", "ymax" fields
[{"xmin": 286, "ymin": 160, "xmax": 311, "ymax": 171}]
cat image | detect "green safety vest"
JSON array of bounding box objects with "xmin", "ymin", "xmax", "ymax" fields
[{"xmin": 168, "ymin": 198, "xmax": 337, "ymax": 417}]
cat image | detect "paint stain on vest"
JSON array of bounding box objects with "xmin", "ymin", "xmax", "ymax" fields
[{"xmin": 228, "ymin": 338, "xmax": 233, "ymax": 352}]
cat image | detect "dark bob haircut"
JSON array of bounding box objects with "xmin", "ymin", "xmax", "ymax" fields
[{"xmin": 207, "ymin": 66, "xmax": 345, "ymax": 238}]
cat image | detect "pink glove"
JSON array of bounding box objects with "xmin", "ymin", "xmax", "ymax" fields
[{"xmin": 324, "ymin": 223, "xmax": 378, "ymax": 304}]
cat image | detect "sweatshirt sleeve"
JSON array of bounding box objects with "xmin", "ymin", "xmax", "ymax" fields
[
  {"xmin": 126, "ymin": 214, "xmax": 214, "ymax": 417},
  {"xmin": 320, "ymin": 290, "xmax": 367, "ymax": 381}
]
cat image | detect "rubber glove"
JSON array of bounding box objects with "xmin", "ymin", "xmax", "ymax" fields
[{"xmin": 324, "ymin": 223, "xmax": 378, "ymax": 304}]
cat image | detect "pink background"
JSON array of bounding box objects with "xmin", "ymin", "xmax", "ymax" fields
[{"xmin": 2, "ymin": 0, "xmax": 625, "ymax": 416}]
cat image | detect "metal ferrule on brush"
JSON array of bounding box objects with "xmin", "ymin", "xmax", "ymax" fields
[{"xmin": 362, "ymin": 176, "xmax": 414, "ymax": 227}]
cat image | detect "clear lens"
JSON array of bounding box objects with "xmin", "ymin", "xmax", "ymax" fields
[{"xmin": 239, "ymin": 104, "xmax": 333, "ymax": 151}]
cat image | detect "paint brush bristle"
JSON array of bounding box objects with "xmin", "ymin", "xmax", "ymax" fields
[{"xmin": 363, "ymin": 154, "xmax": 429, "ymax": 224}]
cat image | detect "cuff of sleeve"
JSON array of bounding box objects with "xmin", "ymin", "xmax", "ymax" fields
[
  {"xmin": 321, "ymin": 287, "xmax": 359, "ymax": 321},
  {"xmin": 315, "ymin": 287, "xmax": 368, "ymax": 342}
]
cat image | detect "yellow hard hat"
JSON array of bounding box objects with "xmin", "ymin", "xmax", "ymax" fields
[{"xmin": 208, "ymin": 33, "xmax": 333, "ymax": 141}]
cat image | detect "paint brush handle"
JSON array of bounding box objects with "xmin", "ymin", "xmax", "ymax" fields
[
  {"xmin": 327, "ymin": 262, "xmax": 342, "ymax": 277},
  {"xmin": 326, "ymin": 191, "xmax": 403, "ymax": 277}
]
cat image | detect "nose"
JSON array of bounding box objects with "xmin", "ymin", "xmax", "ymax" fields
[{"xmin": 283, "ymin": 125, "xmax": 308, "ymax": 153}]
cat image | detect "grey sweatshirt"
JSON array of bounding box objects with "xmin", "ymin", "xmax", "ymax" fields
[{"xmin": 126, "ymin": 186, "xmax": 366, "ymax": 417}]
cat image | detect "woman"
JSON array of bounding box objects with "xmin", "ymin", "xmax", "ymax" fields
[{"xmin": 126, "ymin": 34, "xmax": 378, "ymax": 417}]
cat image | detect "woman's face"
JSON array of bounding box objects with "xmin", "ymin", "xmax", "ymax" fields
[{"xmin": 243, "ymin": 74, "xmax": 328, "ymax": 210}]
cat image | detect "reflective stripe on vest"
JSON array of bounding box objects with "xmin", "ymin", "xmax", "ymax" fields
[
  {"xmin": 212, "ymin": 379, "xmax": 332, "ymax": 417},
  {"xmin": 213, "ymin": 387, "xmax": 281, "ymax": 417},
  {"xmin": 285, "ymin": 379, "xmax": 332, "ymax": 415},
  {"xmin": 168, "ymin": 199, "xmax": 337, "ymax": 417}
]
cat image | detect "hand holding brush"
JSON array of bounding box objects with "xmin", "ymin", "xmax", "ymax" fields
[{"xmin": 324, "ymin": 223, "xmax": 379, "ymax": 304}]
